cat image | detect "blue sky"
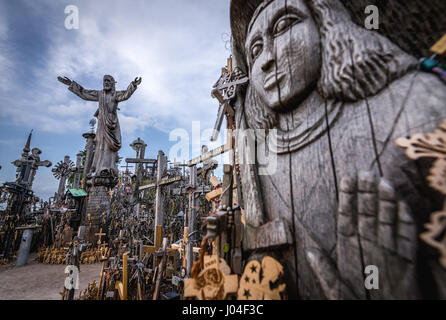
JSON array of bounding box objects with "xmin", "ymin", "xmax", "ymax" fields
[{"xmin": 0, "ymin": 0, "xmax": 231, "ymax": 200}]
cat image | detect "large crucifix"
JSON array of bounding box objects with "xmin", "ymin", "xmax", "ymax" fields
[
  {"xmin": 139, "ymin": 150, "xmax": 182, "ymax": 253},
  {"xmin": 11, "ymin": 131, "xmax": 52, "ymax": 189},
  {"xmin": 126, "ymin": 137, "xmax": 150, "ymax": 182}
]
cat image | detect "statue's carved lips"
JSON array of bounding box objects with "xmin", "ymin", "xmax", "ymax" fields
[{"xmin": 264, "ymin": 72, "xmax": 285, "ymax": 90}]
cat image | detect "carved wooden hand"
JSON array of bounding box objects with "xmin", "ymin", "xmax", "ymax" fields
[
  {"xmin": 133, "ymin": 77, "xmax": 142, "ymax": 86},
  {"xmin": 306, "ymin": 171, "xmax": 418, "ymax": 299},
  {"xmin": 57, "ymin": 76, "xmax": 72, "ymax": 86}
]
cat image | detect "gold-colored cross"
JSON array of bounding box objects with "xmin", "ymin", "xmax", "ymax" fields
[
  {"xmin": 431, "ymin": 33, "xmax": 446, "ymax": 56},
  {"xmin": 95, "ymin": 228, "xmax": 106, "ymax": 246}
]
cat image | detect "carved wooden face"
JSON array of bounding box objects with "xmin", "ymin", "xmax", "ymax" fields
[
  {"xmin": 245, "ymin": 0, "xmax": 321, "ymax": 112},
  {"xmin": 103, "ymin": 76, "xmax": 115, "ymax": 91}
]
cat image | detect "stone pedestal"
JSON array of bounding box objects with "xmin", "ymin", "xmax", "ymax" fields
[
  {"xmin": 85, "ymin": 185, "xmax": 110, "ymax": 228},
  {"xmin": 82, "ymin": 171, "xmax": 117, "ymax": 241},
  {"xmin": 16, "ymin": 229, "xmax": 33, "ymax": 267},
  {"xmin": 82, "ymin": 132, "xmax": 95, "ymax": 182},
  {"xmin": 77, "ymin": 226, "xmax": 86, "ymax": 240}
]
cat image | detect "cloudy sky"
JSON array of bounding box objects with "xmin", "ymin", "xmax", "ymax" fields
[{"xmin": 0, "ymin": 0, "xmax": 232, "ymax": 200}]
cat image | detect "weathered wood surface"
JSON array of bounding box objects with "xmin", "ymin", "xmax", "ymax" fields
[
  {"xmin": 240, "ymin": 72, "xmax": 446, "ymax": 299},
  {"xmin": 230, "ymin": 0, "xmax": 446, "ymax": 299},
  {"xmin": 139, "ymin": 176, "xmax": 182, "ymax": 191},
  {"xmin": 125, "ymin": 158, "xmax": 155, "ymax": 164},
  {"xmin": 187, "ymin": 143, "xmax": 232, "ymax": 167},
  {"xmin": 238, "ymin": 256, "xmax": 286, "ymax": 300},
  {"xmin": 186, "ymin": 165, "xmax": 197, "ymax": 275}
]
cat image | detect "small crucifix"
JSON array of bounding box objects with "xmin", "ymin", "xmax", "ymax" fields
[{"xmin": 95, "ymin": 228, "xmax": 106, "ymax": 246}]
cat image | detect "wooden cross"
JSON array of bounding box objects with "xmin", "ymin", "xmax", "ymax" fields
[
  {"xmin": 120, "ymin": 162, "xmax": 133, "ymax": 173},
  {"xmin": 95, "ymin": 228, "xmax": 106, "ymax": 246},
  {"xmin": 12, "ymin": 131, "xmax": 51, "ymax": 188},
  {"xmin": 125, "ymin": 137, "xmax": 154, "ymax": 182},
  {"xmin": 153, "ymin": 238, "xmax": 169, "ymax": 300},
  {"xmin": 184, "ymin": 147, "xmax": 222, "ymax": 275},
  {"xmin": 186, "ymin": 140, "xmax": 232, "ymax": 167},
  {"xmin": 139, "ymin": 150, "xmax": 182, "ymax": 253},
  {"xmin": 119, "ymin": 163, "xmax": 134, "ymax": 186},
  {"xmin": 70, "ymin": 153, "xmax": 84, "ymax": 189},
  {"xmin": 210, "ymin": 56, "xmax": 248, "ymax": 142},
  {"xmin": 206, "ymin": 176, "xmax": 222, "ymax": 202},
  {"xmin": 170, "ymin": 226, "xmax": 201, "ymax": 269},
  {"xmin": 204, "ymin": 165, "xmax": 243, "ymax": 274},
  {"xmin": 115, "ymin": 252, "xmax": 128, "ymax": 300}
]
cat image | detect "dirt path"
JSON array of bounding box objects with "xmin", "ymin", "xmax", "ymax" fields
[{"xmin": 0, "ymin": 254, "xmax": 102, "ymax": 300}]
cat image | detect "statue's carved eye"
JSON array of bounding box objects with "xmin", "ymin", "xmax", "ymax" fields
[
  {"xmin": 250, "ymin": 41, "xmax": 263, "ymax": 61},
  {"xmin": 273, "ymin": 14, "xmax": 301, "ymax": 36}
]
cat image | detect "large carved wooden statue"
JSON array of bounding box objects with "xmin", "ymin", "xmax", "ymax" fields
[
  {"xmin": 58, "ymin": 75, "xmax": 141, "ymax": 229},
  {"xmin": 58, "ymin": 75, "xmax": 142, "ymax": 182},
  {"xmin": 231, "ymin": 0, "xmax": 446, "ymax": 299}
]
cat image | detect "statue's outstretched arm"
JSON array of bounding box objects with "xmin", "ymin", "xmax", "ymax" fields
[
  {"xmin": 58, "ymin": 76, "xmax": 99, "ymax": 101},
  {"xmin": 116, "ymin": 77, "xmax": 141, "ymax": 102}
]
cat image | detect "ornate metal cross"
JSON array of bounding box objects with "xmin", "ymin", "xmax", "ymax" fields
[{"xmin": 52, "ymin": 155, "xmax": 74, "ymax": 204}]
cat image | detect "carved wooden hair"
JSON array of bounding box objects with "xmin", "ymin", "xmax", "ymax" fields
[{"xmin": 242, "ymin": 0, "xmax": 418, "ymax": 130}]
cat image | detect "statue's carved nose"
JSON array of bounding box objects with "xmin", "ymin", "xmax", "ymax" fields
[{"xmin": 261, "ymin": 55, "xmax": 275, "ymax": 73}]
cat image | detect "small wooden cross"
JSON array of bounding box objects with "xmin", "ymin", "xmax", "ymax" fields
[
  {"xmin": 169, "ymin": 227, "xmax": 201, "ymax": 268},
  {"xmin": 95, "ymin": 228, "xmax": 106, "ymax": 246}
]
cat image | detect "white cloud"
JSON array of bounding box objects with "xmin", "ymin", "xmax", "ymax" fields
[
  {"xmin": 0, "ymin": 2, "xmax": 13, "ymax": 93},
  {"xmin": 0, "ymin": 1, "xmax": 231, "ymax": 199},
  {"xmin": 6, "ymin": 0, "xmax": 231, "ymax": 136}
]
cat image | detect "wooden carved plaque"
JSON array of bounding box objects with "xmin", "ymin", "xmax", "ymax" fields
[
  {"xmin": 183, "ymin": 255, "xmax": 238, "ymax": 300},
  {"xmin": 397, "ymin": 119, "xmax": 446, "ymax": 268},
  {"xmin": 237, "ymin": 256, "xmax": 286, "ymax": 300}
]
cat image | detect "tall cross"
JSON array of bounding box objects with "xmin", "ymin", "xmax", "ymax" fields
[
  {"xmin": 128, "ymin": 137, "xmax": 148, "ymax": 181},
  {"xmin": 81, "ymin": 128, "xmax": 95, "ymax": 186},
  {"xmin": 95, "ymin": 228, "xmax": 106, "ymax": 246},
  {"xmin": 125, "ymin": 158, "xmax": 155, "ymax": 183},
  {"xmin": 11, "ymin": 131, "xmax": 52, "ymax": 188},
  {"xmin": 184, "ymin": 146, "xmax": 222, "ymax": 275},
  {"xmin": 139, "ymin": 150, "xmax": 182, "ymax": 253},
  {"xmin": 71, "ymin": 153, "xmax": 83, "ymax": 189},
  {"xmin": 119, "ymin": 163, "xmax": 134, "ymax": 184},
  {"xmin": 210, "ymin": 56, "xmax": 248, "ymax": 142},
  {"xmin": 185, "ymin": 164, "xmax": 198, "ymax": 275}
]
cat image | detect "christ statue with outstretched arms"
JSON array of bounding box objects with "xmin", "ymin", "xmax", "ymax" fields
[{"xmin": 58, "ymin": 75, "xmax": 142, "ymax": 178}]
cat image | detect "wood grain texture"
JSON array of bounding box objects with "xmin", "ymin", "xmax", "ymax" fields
[{"xmin": 230, "ymin": 0, "xmax": 446, "ymax": 299}]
